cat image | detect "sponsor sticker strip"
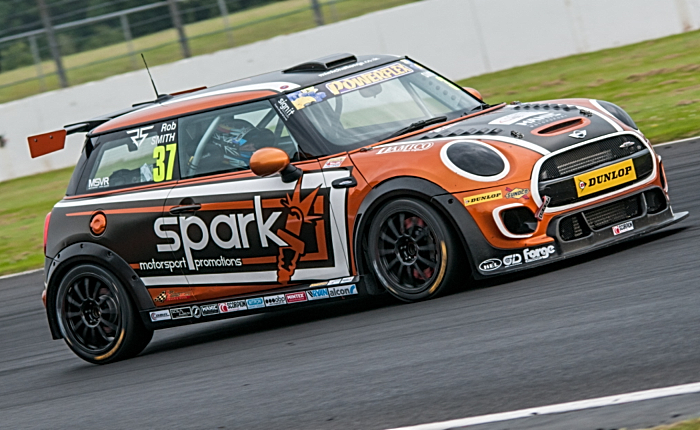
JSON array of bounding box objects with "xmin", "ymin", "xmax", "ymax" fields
[
  {"xmin": 478, "ymin": 245, "xmax": 556, "ymax": 272},
  {"xmin": 149, "ymin": 278, "xmax": 359, "ymax": 322}
]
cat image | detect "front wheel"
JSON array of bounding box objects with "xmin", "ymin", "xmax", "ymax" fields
[
  {"xmin": 55, "ymin": 264, "xmax": 153, "ymax": 364},
  {"xmin": 367, "ymin": 198, "xmax": 463, "ymax": 302}
]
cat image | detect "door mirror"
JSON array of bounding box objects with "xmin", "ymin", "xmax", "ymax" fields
[
  {"xmin": 463, "ymin": 87, "xmax": 483, "ymax": 101},
  {"xmin": 250, "ymin": 147, "xmax": 302, "ymax": 183}
]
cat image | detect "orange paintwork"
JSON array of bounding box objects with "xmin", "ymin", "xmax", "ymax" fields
[
  {"xmin": 92, "ymin": 90, "xmax": 277, "ymax": 134},
  {"xmin": 27, "ymin": 129, "xmax": 66, "ymax": 158},
  {"xmin": 89, "ymin": 213, "xmax": 107, "ymax": 235},
  {"xmin": 250, "ymin": 147, "xmax": 291, "ymax": 177}
]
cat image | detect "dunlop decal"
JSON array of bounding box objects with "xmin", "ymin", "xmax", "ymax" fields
[
  {"xmin": 463, "ymin": 191, "xmax": 503, "ymax": 207},
  {"xmin": 574, "ymin": 159, "xmax": 636, "ymax": 197}
]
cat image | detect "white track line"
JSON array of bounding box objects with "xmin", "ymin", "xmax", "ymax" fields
[
  {"xmin": 0, "ymin": 268, "xmax": 42, "ymax": 280},
  {"xmin": 386, "ymin": 382, "xmax": 700, "ymax": 430},
  {"xmin": 655, "ymin": 135, "xmax": 700, "ymax": 147}
]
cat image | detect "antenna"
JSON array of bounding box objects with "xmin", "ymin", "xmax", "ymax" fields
[{"xmin": 141, "ymin": 53, "xmax": 171, "ymax": 102}]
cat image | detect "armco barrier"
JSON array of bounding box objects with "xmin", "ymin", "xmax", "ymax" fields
[{"xmin": 1, "ymin": 0, "xmax": 699, "ymax": 182}]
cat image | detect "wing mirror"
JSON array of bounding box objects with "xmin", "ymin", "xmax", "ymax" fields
[
  {"xmin": 463, "ymin": 87, "xmax": 483, "ymax": 101},
  {"xmin": 250, "ymin": 147, "xmax": 302, "ymax": 183}
]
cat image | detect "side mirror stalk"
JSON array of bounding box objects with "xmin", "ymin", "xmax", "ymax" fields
[{"xmin": 280, "ymin": 164, "xmax": 303, "ymax": 183}]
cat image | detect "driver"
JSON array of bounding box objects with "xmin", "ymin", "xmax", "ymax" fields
[{"xmin": 198, "ymin": 117, "xmax": 274, "ymax": 173}]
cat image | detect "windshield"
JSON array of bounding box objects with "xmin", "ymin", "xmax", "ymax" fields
[{"xmin": 283, "ymin": 59, "xmax": 481, "ymax": 152}]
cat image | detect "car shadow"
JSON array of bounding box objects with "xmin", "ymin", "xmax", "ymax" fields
[
  {"xmin": 140, "ymin": 226, "xmax": 689, "ymax": 357},
  {"xmin": 141, "ymin": 294, "xmax": 398, "ymax": 356},
  {"xmin": 471, "ymin": 226, "xmax": 690, "ymax": 290}
]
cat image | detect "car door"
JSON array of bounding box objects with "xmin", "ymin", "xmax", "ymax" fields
[
  {"xmin": 75, "ymin": 120, "xmax": 185, "ymax": 287},
  {"xmin": 150, "ymin": 99, "xmax": 350, "ymax": 299}
]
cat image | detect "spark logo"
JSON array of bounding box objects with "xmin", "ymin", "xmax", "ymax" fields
[{"xmin": 153, "ymin": 179, "xmax": 326, "ymax": 284}]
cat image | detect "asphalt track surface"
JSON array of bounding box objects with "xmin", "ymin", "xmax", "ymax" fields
[{"xmin": 1, "ymin": 139, "xmax": 699, "ymax": 430}]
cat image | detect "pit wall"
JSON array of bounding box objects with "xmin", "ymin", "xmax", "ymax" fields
[{"xmin": 2, "ymin": 0, "xmax": 699, "ymax": 182}]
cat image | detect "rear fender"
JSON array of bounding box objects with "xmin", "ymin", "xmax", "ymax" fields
[{"xmin": 44, "ymin": 242, "xmax": 153, "ymax": 339}]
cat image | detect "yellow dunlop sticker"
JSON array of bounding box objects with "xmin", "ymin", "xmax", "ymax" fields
[
  {"xmin": 463, "ymin": 190, "xmax": 503, "ymax": 206},
  {"xmin": 325, "ymin": 62, "xmax": 413, "ymax": 96},
  {"xmin": 574, "ymin": 159, "xmax": 637, "ymax": 197}
]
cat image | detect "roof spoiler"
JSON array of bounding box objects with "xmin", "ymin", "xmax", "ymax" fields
[{"xmin": 283, "ymin": 53, "xmax": 357, "ymax": 73}]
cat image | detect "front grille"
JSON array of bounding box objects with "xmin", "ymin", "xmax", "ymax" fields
[
  {"xmin": 583, "ymin": 195, "xmax": 641, "ymax": 230},
  {"xmin": 540, "ymin": 135, "xmax": 645, "ymax": 181},
  {"xmin": 559, "ymin": 213, "xmax": 591, "ymax": 241},
  {"xmin": 540, "ymin": 152, "xmax": 653, "ymax": 207}
]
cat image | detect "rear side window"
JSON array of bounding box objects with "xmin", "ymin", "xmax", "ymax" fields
[{"xmin": 79, "ymin": 120, "xmax": 179, "ymax": 193}]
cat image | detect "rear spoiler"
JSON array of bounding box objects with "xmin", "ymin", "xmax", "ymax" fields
[
  {"xmin": 27, "ymin": 85, "xmax": 208, "ymax": 158},
  {"xmin": 27, "ymin": 121, "xmax": 99, "ymax": 158}
]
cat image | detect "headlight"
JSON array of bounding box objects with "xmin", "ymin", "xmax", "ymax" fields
[{"xmin": 596, "ymin": 100, "xmax": 638, "ymax": 130}]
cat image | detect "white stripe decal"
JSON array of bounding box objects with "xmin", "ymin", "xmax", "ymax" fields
[
  {"xmin": 385, "ymin": 381, "xmax": 700, "ymax": 430},
  {"xmin": 395, "ymin": 135, "xmax": 550, "ymax": 156},
  {"xmin": 130, "ymin": 82, "xmax": 301, "ymax": 116},
  {"xmin": 55, "ymin": 189, "xmax": 172, "ymax": 208},
  {"xmin": 54, "ymin": 172, "xmax": 324, "ymax": 209}
]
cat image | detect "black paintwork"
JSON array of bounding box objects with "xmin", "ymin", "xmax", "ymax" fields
[{"xmin": 412, "ymin": 103, "xmax": 619, "ymax": 153}]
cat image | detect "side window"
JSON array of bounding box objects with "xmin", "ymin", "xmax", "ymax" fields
[
  {"xmin": 178, "ymin": 99, "xmax": 299, "ymax": 179},
  {"xmin": 81, "ymin": 120, "xmax": 179, "ymax": 193}
]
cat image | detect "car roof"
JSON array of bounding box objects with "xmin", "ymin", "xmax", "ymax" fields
[{"xmin": 91, "ymin": 54, "xmax": 400, "ymax": 135}]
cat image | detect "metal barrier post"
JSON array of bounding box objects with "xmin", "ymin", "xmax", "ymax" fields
[
  {"xmin": 28, "ymin": 35, "xmax": 47, "ymax": 91},
  {"xmin": 217, "ymin": 0, "xmax": 235, "ymax": 46},
  {"xmin": 167, "ymin": 0, "xmax": 191, "ymax": 58},
  {"xmin": 36, "ymin": 0, "xmax": 68, "ymax": 88},
  {"xmin": 120, "ymin": 13, "xmax": 139, "ymax": 69},
  {"xmin": 310, "ymin": 0, "xmax": 324, "ymax": 26}
]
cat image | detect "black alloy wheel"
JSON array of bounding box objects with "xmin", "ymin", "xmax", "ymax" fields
[
  {"xmin": 367, "ymin": 198, "xmax": 461, "ymax": 302},
  {"xmin": 56, "ymin": 264, "xmax": 152, "ymax": 364}
]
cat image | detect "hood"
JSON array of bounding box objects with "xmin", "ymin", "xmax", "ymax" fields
[
  {"xmin": 348, "ymin": 99, "xmax": 631, "ymax": 193},
  {"xmin": 405, "ymin": 99, "xmax": 622, "ymax": 154}
]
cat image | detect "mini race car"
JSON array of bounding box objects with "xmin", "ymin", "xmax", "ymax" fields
[{"xmin": 29, "ymin": 53, "xmax": 687, "ymax": 364}]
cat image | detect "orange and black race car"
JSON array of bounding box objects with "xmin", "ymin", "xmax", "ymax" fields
[{"xmin": 29, "ymin": 54, "xmax": 687, "ymax": 364}]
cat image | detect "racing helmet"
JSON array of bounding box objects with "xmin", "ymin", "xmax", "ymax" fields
[{"xmin": 211, "ymin": 118, "xmax": 274, "ymax": 165}]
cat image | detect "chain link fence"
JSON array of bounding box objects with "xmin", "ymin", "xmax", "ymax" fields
[{"xmin": 0, "ymin": 0, "xmax": 414, "ymax": 104}]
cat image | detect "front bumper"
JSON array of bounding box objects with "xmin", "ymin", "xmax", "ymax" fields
[{"xmin": 462, "ymin": 186, "xmax": 688, "ymax": 278}]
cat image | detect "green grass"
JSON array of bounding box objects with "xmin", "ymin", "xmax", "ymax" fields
[
  {"xmin": 3, "ymin": 29, "xmax": 700, "ymax": 276},
  {"xmin": 0, "ymin": 168, "xmax": 73, "ymax": 276},
  {"xmin": 0, "ymin": 0, "xmax": 420, "ymax": 104},
  {"xmin": 457, "ymin": 29, "xmax": 700, "ymax": 143},
  {"xmin": 644, "ymin": 418, "xmax": 700, "ymax": 429}
]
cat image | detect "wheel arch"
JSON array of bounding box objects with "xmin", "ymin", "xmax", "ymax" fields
[
  {"xmin": 44, "ymin": 242, "xmax": 153, "ymax": 340},
  {"xmin": 352, "ymin": 176, "xmax": 478, "ymax": 293}
]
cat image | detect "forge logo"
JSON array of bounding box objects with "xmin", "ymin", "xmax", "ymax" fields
[{"xmin": 152, "ymin": 179, "xmax": 332, "ymax": 284}]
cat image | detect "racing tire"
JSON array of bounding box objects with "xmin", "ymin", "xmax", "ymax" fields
[
  {"xmin": 367, "ymin": 198, "xmax": 461, "ymax": 302},
  {"xmin": 55, "ymin": 264, "xmax": 153, "ymax": 364}
]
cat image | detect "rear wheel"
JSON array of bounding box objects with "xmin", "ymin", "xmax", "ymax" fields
[
  {"xmin": 367, "ymin": 198, "xmax": 462, "ymax": 302},
  {"xmin": 55, "ymin": 264, "xmax": 153, "ymax": 364}
]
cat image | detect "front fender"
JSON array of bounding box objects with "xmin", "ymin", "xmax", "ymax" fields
[{"xmin": 353, "ymin": 176, "xmax": 493, "ymax": 291}]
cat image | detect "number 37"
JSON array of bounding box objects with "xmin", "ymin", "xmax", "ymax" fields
[{"xmin": 153, "ymin": 143, "xmax": 176, "ymax": 182}]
